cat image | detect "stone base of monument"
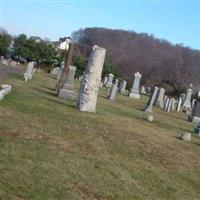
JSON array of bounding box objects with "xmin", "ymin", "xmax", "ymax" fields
[
  {"xmin": 129, "ymin": 91, "xmax": 140, "ymax": 99},
  {"xmin": 58, "ymin": 88, "xmax": 76, "ymax": 100},
  {"xmin": 143, "ymin": 111, "xmax": 154, "ymax": 122}
]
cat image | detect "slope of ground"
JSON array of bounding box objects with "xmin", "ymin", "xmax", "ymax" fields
[{"xmin": 0, "ymin": 72, "xmax": 200, "ymax": 200}]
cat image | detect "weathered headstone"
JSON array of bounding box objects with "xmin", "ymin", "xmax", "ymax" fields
[
  {"xmin": 119, "ymin": 80, "xmax": 127, "ymax": 94},
  {"xmin": 177, "ymin": 97, "xmax": 182, "ymax": 111},
  {"xmin": 183, "ymin": 85, "xmax": 193, "ymax": 110},
  {"xmin": 107, "ymin": 79, "xmax": 119, "ymax": 101},
  {"xmin": 24, "ymin": 61, "xmax": 34, "ymax": 81},
  {"xmin": 171, "ymin": 98, "xmax": 176, "ymax": 111},
  {"xmin": 58, "ymin": 65, "xmax": 76, "ymax": 99},
  {"xmin": 155, "ymin": 88, "xmax": 165, "ymax": 108},
  {"xmin": 145, "ymin": 86, "xmax": 159, "ymax": 112},
  {"xmin": 102, "ymin": 76, "xmax": 108, "ymax": 86},
  {"xmin": 140, "ymin": 86, "xmax": 146, "ymax": 94},
  {"xmin": 129, "ymin": 72, "xmax": 142, "ymax": 99},
  {"xmin": 188, "ymin": 92, "xmax": 200, "ymax": 123},
  {"xmin": 51, "ymin": 67, "xmax": 60, "ymax": 76},
  {"xmin": 164, "ymin": 98, "xmax": 170, "ymax": 111},
  {"xmin": 77, "ymin": 45, "xmax": 106, "ymax": 112},
  {"xmin": 180, "ymin": 93, "xmax": 186, "ymax": 106},
  {"xmin": 105, "ymin": 73, "xmax": 114, "ymax": 87},
  {"xmin": 167, "ymin": 98, "xmax": 173, "ymax": 112}
]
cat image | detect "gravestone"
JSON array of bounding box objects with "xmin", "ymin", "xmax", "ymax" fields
[
  {"xmin": 183, "ymin": 85, "xmax": 193, "ymax": 110},
  {"xmin": 51, "ymin": 67, "xmax": 60, "ymax": 76},
  {"xmin": 107, "ymin": 79, "xmax": 119, "ymax": 101},
  {"xmin": 58, "ymin": 65, "xmax": 76, "ymax": 99},
  {"xmin": 155, "ymin": 88, "xmax": 165, "ymax": 108},
  {"xmin": 102, "ymin": 76, "xmax": 108, "ymax": 86},
  {"xmin": 119, "ymin": 80, "xmax": 127, "ymax": 94},
  {"xmin": 0, "ymin": 84, "xmax": 12, "ymax": 101},
  {"xmin": 140, "ymin": 86, "xmax": 146, "ymax": 94},
  {"xmin": 167, "ymin": 98, "xmax": 173, "ymax": 112},
  {"xmin": 77, "ymin": 45, "xmax": 106, "ymax": 112},
  {"xmin": 164, "ymin": 97, "xmax": 169, "ymax": 111},
  {"xmin": 171, "ymin": 98, "xmax": 176, "ymax": 111},
  {"xmin": 145, "ymin": 86, "xmax": 159, "ymax": 112},
  {"xmin": 105, "ymin": 73, "xmax": 114, "ymax": 87},
  {"xmin": 129, "ymin": 72, "xmax": 142, "ymax": 99},
  {"xmin": 180, "ymin": 93, "xmax": 186, "ymax": 106},
  {"xmin": 177, "ymin": 97, "xmax": 182, "ymax": 111},
  {"xmin": 24, "ymin": 61, "xmax": 35, "ymax": 81}
]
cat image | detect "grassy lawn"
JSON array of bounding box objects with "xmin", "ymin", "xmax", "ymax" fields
[{"xmin": 0, "ymin": 71, "xmax": 200, "ymax": 200}]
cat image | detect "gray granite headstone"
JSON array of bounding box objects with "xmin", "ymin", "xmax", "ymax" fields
[
  {"xmin": 145, "ymin": 86, "xmax": 159, "ymax": 112},
  {"xmin": 129, "ymin": 72, "xmax": 142, "ymax": 99},
  {"xmin": 77, "ymin": 45, "xmax": 106, "ymax": 112},
  {"xmin": 119, "ymin": 80, "xmax": 127, "ymax": 94},
  {"xmin": 107, "ymin": 79, "xmax": 119, "ymax": 101},
  {"xmin": 58, "ymin": 65, "xmax": 76, "ymax": 99},
  {"xmin": 105, "ymin": 73, "xmax": 114, "ymax": 87}
]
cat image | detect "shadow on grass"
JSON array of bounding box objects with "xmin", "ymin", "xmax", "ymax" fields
[
  {"xmin": 36, "ymin": 93, "xmax": 77, "ymax": 109},
  {"xmin": 154, "ymin": 120, "xmax": 192, "ymax": 133}
]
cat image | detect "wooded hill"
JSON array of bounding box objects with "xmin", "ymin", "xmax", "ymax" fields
[{"xmin": 72, "ymin": 27, "xmax": 200, "ymax": 94}]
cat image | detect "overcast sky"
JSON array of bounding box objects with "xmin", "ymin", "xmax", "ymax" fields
[{"xmin": 2, "ymin": 0, "xmax": 200, "ymax": 50}]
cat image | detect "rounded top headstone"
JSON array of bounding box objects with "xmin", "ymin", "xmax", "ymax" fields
[{"xmin": 109, "ymin": 73, "xmax": 114, "ymax": 77}]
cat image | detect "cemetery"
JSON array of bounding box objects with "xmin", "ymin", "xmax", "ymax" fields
[
  {"xmin": 1, "ymin": 2, "xmax": 200, "ymax": 199},
  {"xmin": 0, "ymin": 47, "xmax": 200, "ymax": 199}
]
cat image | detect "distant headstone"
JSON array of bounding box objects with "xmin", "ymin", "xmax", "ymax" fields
[
  {"xmin": 107, "ymin": 79, "xmax": 119, "ymax": 101},
  {"xmin": 51, "ymin": 67, "xmax": 60, "ymax": 76},
  {"xmin": 155, "ymin": 88, "xmax": 165, "ymax": 108},
  {"xmin": 180, "ymin": 93, "xmax": 186, "ymax": 106},
  {"xmin": 129, "ymin": 72, "xmax": 142, "ymax": 99},
  {"xmin": 24, "ymin": 61, "xmax": 34, "ymax": 81},
  {"xmin": 77, "ymin": 45, "xmax": 106, "ymax": 112},
  {"xmin": 119, "ymin": 80, "xmax": 127, "ymax": 94},
  {"xmin": 171, "ymin": 98, "xmax": 176, "ymax": 111},
  {"xmin": 140, "ymin": 86, "xmax": 146, "ymax": 94},
  {"xmin": 105, "ymin": 73, "xmax": 114, "ymax": 87},
  {"xmin": 145, "ymin": 86, "xmax": 159, "ymax": 112},
  {"xmin": 164, "ymin": 98, "xmax": 170, "ymax": 111},
  {"xmin": 177, "ymin": 97, "xmax": 182, "ymax": 111},
  {"xmin": 183, "ymin": 85, "xmax": 193, "ymax": 110},
  {"xmin": 58, "ymin": 65, "xmax": 76, "ymax": 99},
  {"xmin": 102, "ymin": 76, "xmax": 108, "ymax": 86},
  {"xmin": 167, "ymin": 98, "xmax": 173, "ymax": 112}
]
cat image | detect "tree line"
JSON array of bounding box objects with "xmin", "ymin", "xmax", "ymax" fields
[
  {"xmin": 0, "ymin": 28, "xmax": 118, "ymax": 78},
  {"xmin": 72, "ymin": 27, "xmax": 200, "ymax": 95}
]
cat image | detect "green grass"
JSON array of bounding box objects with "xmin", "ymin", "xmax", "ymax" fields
[{"xmin": 0, "ymin": 72, "xmax": 200, "ymax": 200}]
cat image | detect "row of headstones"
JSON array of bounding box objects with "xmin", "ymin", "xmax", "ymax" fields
[
  {"xmin": 0, "ymin": 84, "xmax": 12, "ymax": 101},
  {"xmin": 23, "ymin": 61, "xmax": 36, "ymax": 82},
  {"xmin": 0, "ymin": 56, "xmax": 20, "ymax": 66},
  {"xmin": 144, "ymin": 86, "xmax": 194, "ymax": 113},
  {"xmin": 102, "ymin": 72, "xmax": 142, "ymax": 101}
]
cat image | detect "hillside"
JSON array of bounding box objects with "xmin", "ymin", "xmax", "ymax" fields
[
  {"xmin": 0, "ymin": 72, "xmax": 200, "ymax": 199},
  {"xmin": 73, "ymin": 28, "xmax": 200, "ymax": 93}
]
